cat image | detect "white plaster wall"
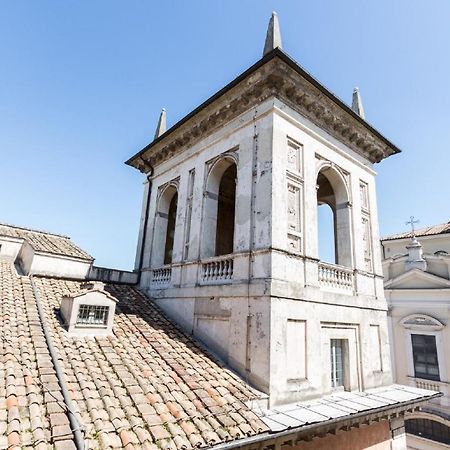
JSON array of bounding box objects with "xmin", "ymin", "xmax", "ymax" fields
[
  {"xmin": 387, "ymin": 289, "xmax": 450, "ymax": 408},
  {"xmin": 384, "ymin": 235, "xmax": 450, "ymax": 259},
  {"xmin": 269, "ymin": 298, "xmax": 392, "ymax": 406},
  {"xmin": 0, "ymin": 236, "xmax": 23, "ymax": 260},
  {"xmin": 31, "ymin": 253, "xmax": 91, "ymax": 279},
  {"xmin": 136, "ymin": 97, "xmax": 394, "ymax": 406}
]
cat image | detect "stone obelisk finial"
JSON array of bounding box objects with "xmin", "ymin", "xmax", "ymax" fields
[
  {"xmin": 263, "ymin": 12, "xmax": 282, "ymax": 56},
  {"xmin": 351, "ymin": 87, "xmax": 365, "ymax": 119},
  {"xmin": 154, "ymin": 108, "xmax": 167, "ymax": 140}
]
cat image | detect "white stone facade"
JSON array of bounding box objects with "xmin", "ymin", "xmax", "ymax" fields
[
  {"xmin": 130, "ymin": 50, "xmax": 397, "ymax": 407},
  {"xmin": 383, "ymin": 231, "xmax": 450, "ymax": 448}
]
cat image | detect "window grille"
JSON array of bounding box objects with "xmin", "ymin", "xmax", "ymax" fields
[
  {"xmin": 76, "ymin": 305, "xmax": 109, "ymax": 326},
  {"xmin": 406, "ymin": 419, "xmax": 450, "ymax": 445},
  {"xmin": 411, "ymin": 334, "xmax": 440, "ymax": 381}
]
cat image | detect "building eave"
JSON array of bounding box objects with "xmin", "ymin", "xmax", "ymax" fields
[
  {"xmin": 211, "ymin": 390, "xmax": 440, "ymax": 450},
  {"xmin": 126, "ymin": 48, "xmax": 401, "ymax": 172}
]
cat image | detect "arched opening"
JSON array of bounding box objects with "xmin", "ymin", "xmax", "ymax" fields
[
  {"xmin": 215, "ymin": 164, "xmax": 236, "ymax": 256},
  {"xmin": 316, "ymin": 167, "xmax": 352, "ymax": 267},
  {"xmin": 152, "ymin": 184, "xmax": 178, "ymax": 267},
  {"xmin": 317, "ymin": 202, "xmax": 336, "ymax": 263},
  {"xmin": 406, "ymin": 418, "xmax": 450, "ymax": 445},
  {"xmin": 164, "ymin": 192, "xmax": 178, "ymax": 264},
  {"xmin": 202, "ymin": 157, "xmax": 237, "ymax": 258}
]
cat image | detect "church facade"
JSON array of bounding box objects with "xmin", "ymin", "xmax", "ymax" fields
[{"xmin": 383, "ymin": 223, "xmax": 450, "ymax": 448}]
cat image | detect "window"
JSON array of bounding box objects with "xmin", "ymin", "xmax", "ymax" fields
[
  {"xmin": 316, "ymin": 166, "xmax": 352, "ymax": 267},
  {"xmin": 164, "ymin": 192, "xmax": 178, "ymax": 264},
  {"xmin": 330, "ymin": 339, "xmax": 345, "ymax": 389},
  {"xmin": 215, "ymin": 164, "xmax": 236, "ymax": 256},
  {"xmin": 153, "ymin": 182, "xmax": 178, "ymax": 267},
  {"xmin": 412, "ymin": 334, "xmax": 440, "ymax": 381},
  {"xmin": 77, "ymin": 305, "xmax": 109, "ymax": 326},
  {"xmin": 202, "ymin": 157, "xmax": 237, "ymax": 258},
  {"xmin": 406, "ymin": 419, "xmax": 450, "ymax": 445}
]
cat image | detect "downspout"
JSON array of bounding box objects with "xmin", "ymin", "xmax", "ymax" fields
[
  {"xmin": 29, "ymin": 274, "xmax": 86, "ymax": 450},
  {"xmin": 136, "ymin": 163, "xmax": 154, "ymax": 285}
]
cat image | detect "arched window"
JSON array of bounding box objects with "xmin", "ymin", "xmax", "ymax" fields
[
  {"xmin": 406, "ymin": 419, "xmax": 450, "ymax": 445},
  {"xmin": 164, "ymin": 192, "xmax": 178, "ymax": 264},
  {"xmin": 317, "ymin": 203, "xmax": 336, "ymax": 263},
  {"xmin": 316, "ymin": 166, "xmax": 352, "ymax": 267},
  {"xmin": 153, "ymin": 184, "xmax": 178, "ymax": 266},
  {"xmin": 202, "ymin": 157, "xmax": 237, "ymax": 258}
]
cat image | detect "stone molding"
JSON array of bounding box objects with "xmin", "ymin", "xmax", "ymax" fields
[{"xmin": 129, "ymin": 53, "xmax": 398, "ymax": 173}]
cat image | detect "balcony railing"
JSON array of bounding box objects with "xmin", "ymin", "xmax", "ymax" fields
[
  {"xmin": 201, "ymin": 255, "xmax": 233, "ymax": 283},
  {"xmin": 415, "ymin": 379, "xmax": 441, "ymax": 392},
  {"xmin": 318, "ymin": 262, "xmax": 354, "ymax": 290},
  {"xmin": 151, "ymin": 266, "xmax": 172, "ymax": 285}
]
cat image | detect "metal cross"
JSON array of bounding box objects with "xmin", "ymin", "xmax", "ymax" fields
[{"xmin": 405, "ymin": 216, "xmax": 420, "ymax": 235}]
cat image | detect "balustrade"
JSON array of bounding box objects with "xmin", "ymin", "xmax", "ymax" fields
[
  {"xmin": 201, "ymin": 256, "xmax": 233, "ymax": 283},
  {"xmin": 318, "ymin": 262, "xmax": 354, "ymax": 290},
  {"xmin": 151, "ymin": 266, "xmax": 172, "ymax": 285}
]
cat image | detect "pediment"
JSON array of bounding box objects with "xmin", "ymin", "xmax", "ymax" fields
[{"xmin": 385, "ymin": 268, "xmax": 450, "ymax": 289}]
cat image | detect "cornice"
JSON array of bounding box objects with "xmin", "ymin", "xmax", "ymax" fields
[{"xmin": 128, "ymin": 51, "xmax": 400, "ymax": 173}]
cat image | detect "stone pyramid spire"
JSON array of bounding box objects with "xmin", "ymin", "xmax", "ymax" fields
[
  {"xmin": 263, "ymin": 12, "xmax": 282, "ymax": 56},
  {"xmin": 154, "ymin": 108, "xmax": 166, "ymax": 140},
  {"xmin": 351, "ymin": 87, "xmax": 365, "ymax": 119}
]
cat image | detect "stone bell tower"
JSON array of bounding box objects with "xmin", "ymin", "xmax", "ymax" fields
[{"xmin": 127, "ymin": 13, "xmax": 399, "ymax": 407}]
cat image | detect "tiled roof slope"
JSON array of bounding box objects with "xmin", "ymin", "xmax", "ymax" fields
[
  {"xmin": 0, "ymin": 258, "xmax": 76, "ymax": 449},
  {"xmin": 0, "ymin": 223, "xmax": 93, "ymax": 261},
  {"xmin": 382, "ymin": 221, "xmax": 450, "ymax": 241},
  {"xmin": 0, "ymin": 258, "xmax": 268, "ymax": 450}
]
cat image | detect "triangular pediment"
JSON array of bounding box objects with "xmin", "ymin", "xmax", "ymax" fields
[{"xmin": 385, "ymin": 268, "xmax": 450, "ymax": 289}]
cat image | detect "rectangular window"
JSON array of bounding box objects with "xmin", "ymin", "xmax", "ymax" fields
[
  {"xmin": 77, "ymin": 305, "xmax": 109, "ymax": 326},
  {"xmin": 330, "ymin": 339, "xmax": 345, "ymax": 389},
  {"xmin": 412, "ymin": 334, "xmax": 440, "ymax": 381}
]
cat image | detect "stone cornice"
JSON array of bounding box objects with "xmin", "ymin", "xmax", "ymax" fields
[{"xmin": 127, "ymin": 49, "xmax": 400, "ymax": 173}]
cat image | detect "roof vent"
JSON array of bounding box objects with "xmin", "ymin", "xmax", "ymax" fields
[{"xmin": 60, "ymin": 281, "xmax": 118, "ymax": 336}]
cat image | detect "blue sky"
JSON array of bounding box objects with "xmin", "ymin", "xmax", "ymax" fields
[{"xmin": 1, "ymin": 1, "xmax": 449, "ymax": 269}]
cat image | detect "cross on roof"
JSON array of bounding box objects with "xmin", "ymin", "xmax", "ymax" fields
[{"xmin": 405, "ymin": 216, "xmax": 420, "ymax": 235}]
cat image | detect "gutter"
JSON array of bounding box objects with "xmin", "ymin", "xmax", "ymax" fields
[
  {"xmin": 211, "ymin": 392, "xmax": 441, "ymax": 450},
  {"xmin": 29, "ymin": 274, "xmax": 87, "ymax": 450}
]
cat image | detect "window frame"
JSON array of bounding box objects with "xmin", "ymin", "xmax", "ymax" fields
[
  {"xmin": 411, "ymin": 333, "xmax": 440, "ymax": 381},
  {"xmin": 406, "ymin": 418, "xmax": 450, "ymax": 445}
]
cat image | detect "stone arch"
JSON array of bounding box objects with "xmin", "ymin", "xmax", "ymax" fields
[
  {"xmin": 400, "ymin": 314, "xmax": 444, "ymax": 331},
  {"xmin": 152, "ymin": 182, "xmax": 179, "ymax": 266},
  {"xmin": 202, "ymin": 155, "xmax": 237, "ymax": 258},
  {"xmin": 405, "ymin": 416, "xmax": 450, "ymax": 445},
  {"xmin": 316, "ymin": 164, "xmax": 352, "ymax": 267}
]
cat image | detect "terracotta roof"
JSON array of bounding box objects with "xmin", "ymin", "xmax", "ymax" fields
[
  {"xmin": 382, "ymin": 222, "xmax": 450, "ymax": 241},
  {"xmin": 0, "ymin": 223, "xmax": 93, "ymax": 261},
  {"xmin": 0, "ymin": 258, "xmax": 268, "ymax": 449}
]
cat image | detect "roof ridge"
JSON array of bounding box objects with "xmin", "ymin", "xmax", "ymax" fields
[
  {"xmin": 382, "ymin": 220, "xmax": 450, "ymax": 241},
  {"xmin": 0, "ymin": 222, "xmax": 70, "ymax": 239}
]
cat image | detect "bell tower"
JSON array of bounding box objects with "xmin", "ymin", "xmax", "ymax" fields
[{"xmin": 127, "ymin": 13, "xmax": 399, "ymax": 407}]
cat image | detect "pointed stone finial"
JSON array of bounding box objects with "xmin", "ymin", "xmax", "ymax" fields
[
  {"xmin": 351, "ymin": 87, "xmax": 365, "ymax": 119},
  {"xmin": 263, "ymin": 12, "xmax": 282, "ymax": 56},
  {"xmin": 154, "ymin": 108, "xmax": 166, "ymax": 140}
]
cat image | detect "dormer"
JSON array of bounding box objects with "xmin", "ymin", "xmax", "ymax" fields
[{"xmin": 60, "ymin": 281, "xmax": 117, "ymax": 336}]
